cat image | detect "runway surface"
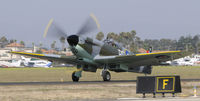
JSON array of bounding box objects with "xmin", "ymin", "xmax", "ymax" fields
[
  {"xmin": 55, "ymin": 97, "xmax": 200, "ymax": 101},
  {"xmin": 117, "ymin": 97, "xmax": 200, "ymax": 101},
  {"xmin": 0, "ymin": 79, "xmax": 199, "ymax": 85},
  {"xmin": 0, "ymin": 80, "xmax": 137, "ymax": 85}
]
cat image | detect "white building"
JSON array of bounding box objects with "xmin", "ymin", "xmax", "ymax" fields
[{"xmin": 0, "ymin": 42, "xmax": 32, "ymax": 61}]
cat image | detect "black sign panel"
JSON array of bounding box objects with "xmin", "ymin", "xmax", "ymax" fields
[
  {"xmin": 156, "ymin": 77, "xmax": 175, "ymax": 92},
  {"xmin": 136, "ymin": 77, "xmax": 155, "ymax": 93},
  {"xmin": 136, "ymin": 76, "xmax": 181, "ymax": 94}
]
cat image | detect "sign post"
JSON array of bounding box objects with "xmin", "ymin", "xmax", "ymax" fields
[{"xmin": 136, "ymin": 76, "xmax": 181, "ymax": 98}]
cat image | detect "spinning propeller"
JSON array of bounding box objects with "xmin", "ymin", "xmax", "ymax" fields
[{"xmin": 43, "ymin": 13, "xmax": 100, "ymax": 46}]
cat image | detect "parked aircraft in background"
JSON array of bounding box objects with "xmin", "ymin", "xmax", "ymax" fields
[
  {"xmin": 0, "ymin": 59, "xmax": 23, "ymax": 67},
  {"xmin": 21, "ymin": 56, "xmax": 52, "ymax": 68},
  {"xmin": 167, "ymin": 54, "xmax": 200, "ymax": 66},
  {"xmin": 0, "ymin": 56, "xmax": 52, "ymax": 68}
]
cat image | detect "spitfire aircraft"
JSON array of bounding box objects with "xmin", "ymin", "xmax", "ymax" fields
[{"xmin": 11, "ymin": 14, "xmax": 189, "ymax": 82}]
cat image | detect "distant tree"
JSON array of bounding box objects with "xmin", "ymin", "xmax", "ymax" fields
[
  {"xmin": 60, "ymin": 37, "xmax": 66, "ymax": 51},
  {"xmin": 106, "ymin": 30, "xmax": 140, "ymax": 52},
  {"xmin": 192, "ymin": 35, "xmax": 199, "ymax": 54},
  {"xmin": 39, "ymin": 43, "xmax": 43, "ymax": 48},
  {"xmin": 130, "ymin": 30, "xmax": 136, "ymax": 37},
  {"xmin": 118, "ymin": 32, "xmax": 135, "ymax": 49},
  {"xmin": 176, "ymin": 35, "xmax": 194, "ymax": 51},
  {"xmin": 36, "ymin": 50, "xmax": 42, "ymax": 53},
  {"xmin": 143, "ymin": 39, "xmax": 160, "ymax": 50},
  {"xmin": 20, "ymin": 41, "xmax": 25, "ymax": 46},
  {"xmin": 0, "ymin": 36, "xmax": 8, "ymax": 47},
  {"xmin": 32, "ymin": 42, "xmax": 35, "ymax": 48},
  {"xmin": 9, "ymin": 39, "xmax": 15, "ymax": 43},
  {"xmin": 31, "ymin": 42, "xmax": 35, "ymax": 52},
  {"xmin": 96, "ymin": 32, "xmax": 104, "ymax": 41},
  {"xmin": 51, "ymin": 41, "xmax": 56, "ymax": 49},
  {"xmin": 107, "ymin": 32, "xmax": 118, "ymax": 41},
  {"xmin": 0, "ymin": 36, "xmax": 8, "ymax": 43}
]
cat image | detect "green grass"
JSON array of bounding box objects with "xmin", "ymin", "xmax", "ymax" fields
[
  {"xmin": 0, "ymin": 66, "xmax": 199, "ymax": 82},
  {"xmin": 152, "ymin": 66, "xmax": 200, "ymax": 79},
  {"xmin": 0, "ymin": 66, "xmax": 199, "ymax": 100}
]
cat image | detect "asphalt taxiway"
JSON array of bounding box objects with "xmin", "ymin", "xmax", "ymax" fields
[
  {"xmin": 0, "ymin": 79, "xmax": 199, "ymax": 85},
  {"xmin": 117, "ymin": 97, "xmax": 200, "ymax": 101},
  {"xmin": 0, "ymin": 79, "xmax": 199, "ymax": 101},
  {"xmin": 58, "ymin": 97, "xmax": 200, "ymax": 101},
  {"xmin": 0, "ymin": 80, "xmax": 137, "ymax": 85}
]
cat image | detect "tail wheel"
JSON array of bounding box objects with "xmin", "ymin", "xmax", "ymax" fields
[
  {"xmin": 102, "ymin": 71, "xmax": 111, "ymax": 81},
  {"xmin": 72, "ymin": 72, "xmax": 79, "ymax": 82}
]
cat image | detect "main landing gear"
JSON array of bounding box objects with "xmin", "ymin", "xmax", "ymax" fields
[
  {"xmin": 102, "ymin": 70, "xmax": 111, "ymax": 81},
  {"xmin": 101, "ymin": 65, "xmax": 111, "ymax": 81},
  {"xmin": 72, "ymin": 72, "xmax": 79, "ymax": 82},
  {"xmin": 72, "ymin": 64, "xmax": 82, "ymax": 82},
  {"xmin": 72, "ymin": 64, "xmax": 111, "ymax": 82}
]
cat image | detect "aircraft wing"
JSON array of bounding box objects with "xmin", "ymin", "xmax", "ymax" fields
[
  {"xmin": 94, "ymin": 51, "xmax": 190, "ymax": 66},
  {"xmin": 10, "ymin": 51, "xmax": 77, "ymax": 64}
]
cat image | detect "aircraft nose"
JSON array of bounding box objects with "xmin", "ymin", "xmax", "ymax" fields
[{"xmin": 67, "ymin": 35, "xmax": 79, "ymax": 46}]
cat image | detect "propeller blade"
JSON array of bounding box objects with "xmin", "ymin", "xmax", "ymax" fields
[
  {"xmin": 43, "ymin": 18, "xmax": 67, "ymax": 39},
  {"xmin": 76, "ymin": 13, "xmax": 100, "ymax": 36}
]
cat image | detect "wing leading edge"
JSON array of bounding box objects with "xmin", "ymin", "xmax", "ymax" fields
[
  {"xmin": 94, "ymin": 51, "xmax": 190, "ymax": 66},
  {"xmin": 10, "ymin": 51, "xmax": 77, "ymax": 64}
]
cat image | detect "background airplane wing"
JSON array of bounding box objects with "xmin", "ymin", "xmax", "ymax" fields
[
  {"xmin": 10, "ymin": 51, "xmax": 77, "ymax": 64},
  {"xmin": 94, "ymin": 51, "xmax": 191, "ymax": 66}
]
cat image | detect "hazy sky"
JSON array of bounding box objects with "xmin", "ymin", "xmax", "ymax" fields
[{"xmin": 0, "ymin": 0, "xmax": 200, "ymax": 47}]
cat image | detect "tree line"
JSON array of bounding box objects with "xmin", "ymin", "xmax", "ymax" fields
[
  {"xmin": 95, "ymin": 31, "xmax": 200, "ymax": 54},
  {"xmin": 0, "ymin": 36, "xmax": 25, "ymax": 48},
  {"xmin": 1, "ymin": 31, "xmax": 200, "ymax": 54}
]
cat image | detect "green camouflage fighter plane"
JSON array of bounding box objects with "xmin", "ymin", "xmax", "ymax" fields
[{"xmin": 11, "ymin": 14, "xmax": 189, "ymax": 82}]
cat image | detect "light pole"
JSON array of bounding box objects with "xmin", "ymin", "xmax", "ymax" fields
[{"xmin": 183, "ymin": 43, "xmax": 191, "ymax": 52}]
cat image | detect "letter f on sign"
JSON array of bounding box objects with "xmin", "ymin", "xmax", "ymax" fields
[{"xmin": 163, "ymin": 79, "xmax": 169, "ymax": 89}]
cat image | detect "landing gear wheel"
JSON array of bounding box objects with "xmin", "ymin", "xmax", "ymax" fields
[
  {"xmin": 102, "ymin": 71, "xmax": 111, "ymax": 81},
  {"xmin": 72, "ymin": 72, "xmax": 79, "ymax": 82}
]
